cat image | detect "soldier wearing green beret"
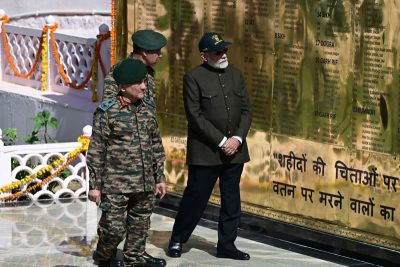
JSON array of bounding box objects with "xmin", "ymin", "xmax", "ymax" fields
[
  {"xmin": 98, "ymin": 29, "xmax": 168, "ymax": 266},
  {"xmin": 87, "ymin": 58, "xmax": 167, "ymax": 267},
  {"xmin": 102, "ymin": 29, "xmax": 167, "ymax": 110}
]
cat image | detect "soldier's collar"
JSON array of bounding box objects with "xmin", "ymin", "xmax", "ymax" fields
[
  {"xmin": 117, "ymin": 96, "xmax": 130, "ymax": 108},
  {"xmin": 118, "ymin": 96, "xmax": 143, "ymax": 112},
  {"xmin": 146, "ymin": 66, "xmax": 155, "ymax": 76}
]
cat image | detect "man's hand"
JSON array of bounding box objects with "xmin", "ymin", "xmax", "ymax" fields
[
  {"xmin": 155, "ymin": 182, "xmax": 166, "ymax": 199},
  {"xmin": 88, "ymin": 189, "xmax": 101, "ymax": 205},
  {"xmin": 222, "ymin": 137, "xmax": 240, "ymax": 156}
]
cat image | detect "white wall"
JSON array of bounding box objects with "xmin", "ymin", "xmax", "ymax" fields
[
  {"xmin": 0, "ymin": 0, "xmax": 111, "ymax": 17},
  {"xmin": 0, "ymin": 0, "xmax": 109, "ymax": 142},
  {"xmin": 0, "ymin": 0, "xmax": 111, "ymax": 38},
  {"xmin": 9, "ymin": 15, "xmax": 111, "ymax": 38},
  {"xmin": 0, "ymin": 88, "xmax": 96, "ymax": 143}
]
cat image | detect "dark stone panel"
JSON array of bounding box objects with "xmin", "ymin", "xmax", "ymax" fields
[{"xmin": 157, "ymin": 193, "xmax": 399, "ymax": 266}]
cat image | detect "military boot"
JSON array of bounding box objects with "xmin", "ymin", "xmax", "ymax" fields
[
  {"xmin": 112, "ymin": 259, "xmax": 124, "ymax": 267},
  {"xmin": 98, "ymin": 260, "xmax": 111, "ymax": 267},
  {"xmin": 143, "ymin": 252, "xmax": 166, "ymax": 266}
]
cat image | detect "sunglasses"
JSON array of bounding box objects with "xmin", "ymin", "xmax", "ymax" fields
[{"xmin": 213, "ymin": 48, "xmax": 228, "ymax": 56}]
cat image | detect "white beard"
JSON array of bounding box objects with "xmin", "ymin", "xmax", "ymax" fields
[{"xmin": 207, "ymin": 58, "xmax": 229, "ymax": 69}]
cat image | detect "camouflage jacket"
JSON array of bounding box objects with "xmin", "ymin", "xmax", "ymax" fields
[
  {"xmin": 86, "ymin": 98, "xmax": 165, "ymax": 194},
  {"xmin": 102, "ymin": 58, "xmax": 157, "ymax": 109}
]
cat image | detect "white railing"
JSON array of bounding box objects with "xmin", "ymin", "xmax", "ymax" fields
[
  {"xmin": 0, "ymin": 125, "xmax": 92, "ymax": 202},
  {"xmin": 1, "ymin": 24, "xmax": 43, "ymax": 87},
  {"xmin": 0, "ymin": 13, "xmax": 110, "ymax": 101}
]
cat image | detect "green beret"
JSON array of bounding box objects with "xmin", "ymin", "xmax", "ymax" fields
[
  {"xmin": 132, "ymin": 29, "xmax": 167, "ymax": 50},
  {"xmin": 112, "ymin": 58, "xmax": 147, "ymax": 85}
]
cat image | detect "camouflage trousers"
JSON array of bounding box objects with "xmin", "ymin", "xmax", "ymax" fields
[{"xmin": 94, "ymin": 192, "xmax": 155, "ymax": 267}]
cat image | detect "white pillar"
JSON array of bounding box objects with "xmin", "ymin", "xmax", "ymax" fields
[
  {"xmin": 0, "ymin": 128, "xmax": 3, "ymax": 147},
  {"xmin": 82, "ymin": 125, "xmax": 92, "ymax": 196},
  {"xmin": 0, "ymin": 128, "xmax": 13, "ymax": 194},
  {"xmin": 0, "ymin": 9, "xmax": 7, "ymax": 81},
  {"xmin": 82, "ymin": 125, "xmax": 97, "ymax": 237},
  {"xmin": 0, "ymin": 129, "xmax": 13, "ymax": 249},
  {"xmin": 45, "ymin": 15, "xmax": 56, "ymax": 92},
  {"xmin": 97, "ymin": 23, "xmax": 111, "ymax": 101}
]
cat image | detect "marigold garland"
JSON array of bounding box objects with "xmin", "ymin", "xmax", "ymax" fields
[
  {"xmin": 50, "ymin": 30, "xmax": 110, "ymax": 94},
  {"xmin": 41, "ymin": 31, "xmax": 48, "ymax": 91},
  {"xmin": 91, "ymin": 32, "xmax": 111, "ymax": 102},
  {"xmin": 96, "ymin": 32, "xmax": 110, "ymax": 77},
  {"xmin": 0, "ymin": 135, "xmax": 90, "ymax": 202},
  {"xmin": 111, "ymin": 0, "xmax": 117, "ymax": 66},
  {"xmin": 1, "ymin": 15, "xmax": 110, "ymax": 98},
  {"xmin": 1, "ymin": 15, "xmax": 45, "ymax": 79},
  {"xmin": 40, "ymin": 24, "xmax": 58, "ymax": 91},
  {"xmin": 91, "ymin": 58, "xmax": 99, "ymax": 102},
  {"xmin": 0, "ymin": 158, "xmax": 65, "ymax": 193}
]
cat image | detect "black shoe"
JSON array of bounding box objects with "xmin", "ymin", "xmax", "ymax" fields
[
  {"xmin": 112, "ymin": 259, "xmax": 124, "ymax": 267},
  {"xmin": 143, "ymin": 252, "xmax": 166, "ymax": 266},
  {"xmin": 98, "ymin": 260, "xmax": 111, "ymax": 267},
  {"xmin": 167, "ymin": 240, "xmax": 182, "ymax": 258},
  {"xmin": 216, "ymin": 248, "xmax": 250, "ymax": 260}
]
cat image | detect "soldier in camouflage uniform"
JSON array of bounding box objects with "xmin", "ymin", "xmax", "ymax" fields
[
  {"xmin": 96, "ymin": 29, "xmax": 168, "ymax": 267},
  {"xmin": 102, "ymin": 29, "xmax": 167, "ymax": 110},
  {"xmin": 87, "ymin": 58, "xmax": 167, "ymax": 267}
]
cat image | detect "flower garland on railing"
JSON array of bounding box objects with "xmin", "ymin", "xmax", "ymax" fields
[
  {"xmin": 111, "ymin": 0, "xmax": 117, "ymax": 66},
  {"xmin": 50, "ymin": 30, "xmax": 110, "ymax": 99},
  {"xmin": 90, "ymin": 31, "xmax": 111, "ymax": 102},
  {"xmin": 0, "ymin": 157, "xmax": 65, "ymax": 193},
  {"xmin": 1, "ymin": 15, "xmax": 45, "ymax": 79},
  {"xmin": 1, "ymin": 15, "xmax": 110, "ymax": 101},
  {"xmin": 0, "ymin": 136, "xmax": 90, "ymax": 202},
  {"xmin": 91, "ymin": 57, "xmax": 99, "ymax": 102},
  {"xmin": 40, "ymin": 24, "xmax": 58, "ymax": 91},
  {"xmin": 41, "ymin": 29, "xmax": 48, "ymax": 91}
]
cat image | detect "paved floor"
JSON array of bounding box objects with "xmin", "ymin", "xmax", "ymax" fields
[{"xmin": 0, "ymin": 199, "xmax": 376, "ymax": 267}]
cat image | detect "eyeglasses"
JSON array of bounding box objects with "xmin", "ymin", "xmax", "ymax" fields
[{"xmin": 213, "ymin": 48, "xmax": 228, "ymax": 56}]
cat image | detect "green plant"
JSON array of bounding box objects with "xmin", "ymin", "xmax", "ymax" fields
[
  {"xmin": 59, "ymin": 169, "xmax": 72, "ymax": 179},
  {"xmin": 3, "ymin": 128, "xmax": 17, "ymax": 145},
  {"xmin": 4, "ymin": 110, "xmax": 60, "ymax": 182},
  {"xmin": 22, "ymin": 110, "xmax": 58, "ymax": 144},
  {"xmin": 3, "ymin": 129, "xmax": 20, "ymax": 174}
]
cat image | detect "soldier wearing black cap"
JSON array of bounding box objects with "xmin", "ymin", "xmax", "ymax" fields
[
  {"xmin": 167, "ymin": 32, "xmax": 252, "ymax": 261},
  {"xmin": 87, "ymin": 58, "xmax": 167, "ymax": 267},
  {"xmin": 102, "ymin": 29, "xmax": 167, "ymax": 110}
]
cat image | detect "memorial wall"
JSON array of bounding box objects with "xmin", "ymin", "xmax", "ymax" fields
[{"xmin": 119, "ymin": 0, "xmax": 400, "ymax": 250}]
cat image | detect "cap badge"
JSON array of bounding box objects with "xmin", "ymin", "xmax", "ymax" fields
[{"xmin": 211, "ymin": 34, "xmax": 223, "ymax": 45}]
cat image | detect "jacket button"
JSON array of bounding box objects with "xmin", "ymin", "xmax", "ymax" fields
[{"xmin": 227, "ymin": 107, "xmax": 230, "ymax": 110}]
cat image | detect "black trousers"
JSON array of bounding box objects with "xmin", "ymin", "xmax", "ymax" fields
[{"xmin": 170, "ymin": 163, "xmax": 244, "ymax": 251}]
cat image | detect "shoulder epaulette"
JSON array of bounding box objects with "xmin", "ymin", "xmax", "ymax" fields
[
  {"xmin": 143, "ymin": 96, "xmax": 157, "ymax": 109},
  {"xmin": 98, "ymin": 99, "xmax": 117, "ymax": 112}
]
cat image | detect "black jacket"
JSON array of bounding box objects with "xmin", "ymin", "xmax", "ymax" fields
[{"xmin": 183, "ymin": 62, "xmax": 252, "ymax": 165}]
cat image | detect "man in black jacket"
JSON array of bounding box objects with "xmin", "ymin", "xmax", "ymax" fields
[{"xmin": 167, "ymin": 32, "xmax": 252, "ymax": 260}]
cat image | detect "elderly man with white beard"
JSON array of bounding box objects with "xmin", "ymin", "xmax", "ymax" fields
[{"xmin": 167, "ymin": 32, "xmax": 252, "ymax": 261}]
